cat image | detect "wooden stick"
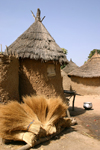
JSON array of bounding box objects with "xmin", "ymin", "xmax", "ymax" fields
[
  {"xmin": 41, "ymin": 16, "xmax": 45, "ymax": 22},
  {"xmin": 66, "ymin": 109, "xmax": 71, "ymax": 118},
  {"xmin": 16, "ymin": 144, "xmax": 31, "ymax": 150},
  {"xmin": 31, "ymin": 10, "xmax": 35, "ymax": 19},
  {"xmin": 0, "ymin": 44, "xmax": 2, "ymax": 53}
]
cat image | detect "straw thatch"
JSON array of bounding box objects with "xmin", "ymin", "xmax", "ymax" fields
[
  {"xmin": 68, "ymin": 51, "xmax": 100, "ymax": 78},
  {"xmin": 63, "ymin": 59, "xmax": 79, "ymax": 74},
  {"xmin": 5, "ymin": 8, "xmax": 68, "ymax": 65}
]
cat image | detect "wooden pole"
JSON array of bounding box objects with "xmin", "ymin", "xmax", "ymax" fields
[{"xmin": 0, "ymin": 44, "xmax": 2, "ymax": 52}]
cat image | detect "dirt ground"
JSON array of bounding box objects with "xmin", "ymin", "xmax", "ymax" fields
[
  {"xmin": 0, "ymin": 95, "xmax": 100, "ymax": 150},
  {"xmin": 69, "ymin": 95, "xmax": 100, "ymax": 140}
]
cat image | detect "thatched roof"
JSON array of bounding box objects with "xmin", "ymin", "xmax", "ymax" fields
[
  {"xmin": 5, "ymin": 8, "xmax": 68, "ymax": 65},
  {"xmin": 63, "ymin": 59, "xmax": 79, "ymax": 74},
  {"xmin": 68, "ymin": 51, "xmax": 100, "ymax": 78}
]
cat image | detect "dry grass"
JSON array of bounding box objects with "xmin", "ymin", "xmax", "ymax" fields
[
  {"xmin": 45, "ymin": 97, "xmax": 68, "ymax": 124},
  {"xmin": 43, "ymin": 97, "xmax": 68, "ymax": 135},
  {"xmin": 0, "ymin": 101, "xmax": 41, "ymax": 140},
  {"xmin": 0, "ymin": 95, "xmax": 70, "ymax": 142},
  {"xmin": 23, "ymin": 95, "xmax": 48, "ymax": 124}
]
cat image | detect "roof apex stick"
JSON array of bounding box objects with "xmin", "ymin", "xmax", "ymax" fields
[
  {"xmin": 35, "ymin": 8, "xmax": 41, "ymax": 21},
  {"xmin": 31, "ymin": 10, "xmax": 36, "ymax": 19},
  {"xmin": 31, "ymin": 8, "xmax": 45, "ymax": 22}
]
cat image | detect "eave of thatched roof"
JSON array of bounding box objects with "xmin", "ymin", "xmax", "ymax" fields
[
  {"xmin": 68, "ymin": 51, "xmax": 100, "ymax": 78},
  {"xmin": 4, "ymin": 8, "xmax": 68, "ymax": 65},
  {"xmin": 63, "ymin": 59, "xmax": 79, "ymax": 74}
]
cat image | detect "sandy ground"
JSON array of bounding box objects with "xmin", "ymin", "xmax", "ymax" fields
[
  {"xmin": 72, "ymin": 95, "xmax": 100, "ymax": 115},
  {"xmin": 69, "ymin": 95, "xmax": 100, "ymax": 139},
  {"xmin": 0, "ymin": 95, "xmax": 100, "ymax": 150}
]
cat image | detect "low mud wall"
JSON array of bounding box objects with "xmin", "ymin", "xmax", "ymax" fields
[
  {"xmin": 0, "ymin": 54, "xmax": 19, "ymax": 103},
  {"xmin": 70, "ymin": 76, "xmax": 100, "ymax": 95}
]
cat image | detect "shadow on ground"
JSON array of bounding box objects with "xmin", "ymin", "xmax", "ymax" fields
[
  {"xmin": 34, "ymin": 127, "xmax": 76, "ymax": 149},
  {"xmin": 69, "ymin": 106, "xmax": 86, "ymax": 116},
  {"xmin": 2, "ymin": 127, "xmax": 76, "ymax": 149}
]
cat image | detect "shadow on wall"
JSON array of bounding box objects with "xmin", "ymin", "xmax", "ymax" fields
[
  {"xmin": 19, "ymin": 71, "xmax": 36, "ymax": 101},
  {"xmin": 70, "ymin": 76, "xmax": 100, "ymax": 86},
  {"xmin": 19, "ymin": 59, "xmax": 65, "ymax": 100}
]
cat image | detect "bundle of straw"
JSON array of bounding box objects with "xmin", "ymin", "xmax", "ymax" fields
[
  {"xmin": 3, "ymin": 131, "xmax": 36, "ymax": 147},
  {"xmin": 55, "ymin": 117, "xmax": 71, "ymax": 132},
  {"xmin": 0, "ymin": 95, "xmax": 70, "ymax": 147},
  {"xmin": 23, "ymin": 95, "xmax": 48, "ymax": 124},
  {"xmin": 23, "ymin": 95, "xmax": 68, "ymax": 135},
  {"xmin": 43, "ymin": 97, "xmax": 68, "ymax": 135},
  {"xmin": 0, "ymin": 101, "xmax": 41, "ymax": 141}
]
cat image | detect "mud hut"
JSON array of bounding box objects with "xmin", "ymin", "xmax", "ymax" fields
[
  {"xmin": 4, "ymin": 8, "xmax": 68, "ymax": 100},
  {"xmin": 63, "ymin": 59, "xmax": 79, "ymax": 74},
  {"xmin": 61, "ymin": 59, "xmax": 78, "ymax": 91},
  {"xmin": 61, "ymin": 70, "xmax": 71, "ymax": 90},
  {"xmin": 68, "ymin": 51, "xmax": 100, "ymax": 95}
]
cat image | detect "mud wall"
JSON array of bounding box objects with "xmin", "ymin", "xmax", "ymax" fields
[
  {"xmin": 0, "ymin": 54, "xmax": 19, "ymax": 103},
  {"xmin": 70, "ymin": 76, "xmax": 100, "ymax": 95},
  {"xmin": 61, "ymin": 70, "xmax": 71, "ymax": 90},
  {"xmin": 19, "ymin": 59, "xmax": 65, "ymax": 100}
]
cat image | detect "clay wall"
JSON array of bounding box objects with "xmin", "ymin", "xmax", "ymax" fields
[
  {"xmin": 70, "ymin": 76, "xmax": 100, "ymax": 95},
  {"xmin": 19, "ymin": 59, "xmax": 65, "ymax": 100},
  {"xmin": 61, "ymin": 70, "xmax": 71, "ymax": 90},
  {"xmin": 0, "ymin": 54, "xmax": 19, "ymax": 103}
]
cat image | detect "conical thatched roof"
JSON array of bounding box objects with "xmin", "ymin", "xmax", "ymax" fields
[
  {"xmin": 68, "ymin": 51, "xmax": 100, "ymax": 78},
  {"xmin": 5, "ymin": 8, "xmax": 68, "ymax": 65},
  {"xmin": 63, "ymin": 59, "xmax": 79, "ymax": 74}
]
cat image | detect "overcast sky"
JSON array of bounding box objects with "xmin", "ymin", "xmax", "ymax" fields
[{"xmin": 0, "ymin": 0, "xmax": 100, "ymax": 66}]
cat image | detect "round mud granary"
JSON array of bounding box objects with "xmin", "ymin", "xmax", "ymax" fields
[
  {"xmin": 5, "ymin": 8, "xmax": 68, "ymax": 101},
  {"xmin": 68, "ymin": 51, "xmax": 100, "ymax": 95}
]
